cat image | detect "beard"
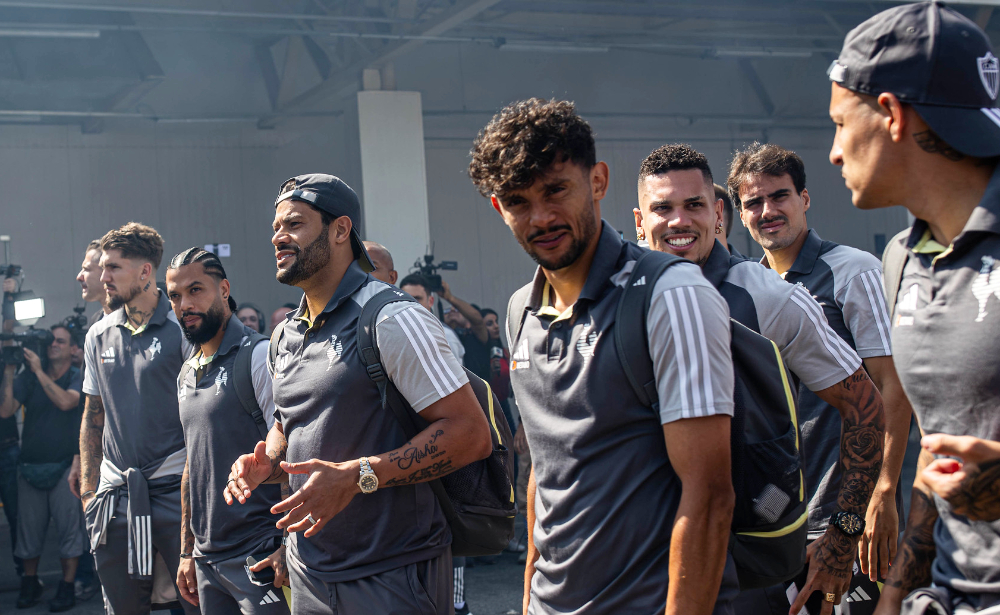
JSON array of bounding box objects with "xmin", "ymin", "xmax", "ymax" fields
[
  {"xmin": 752, "ymin": 215, "xmax": 797, "ymax": 251},
  {"xmin": 519, "ymin": 201, "xmax": 599, "ymax": 271},
  {"xmin": 276, "ymin": 225, "xmax": 331, "ymax": 286},
  {"xmin": 107, "ymin": 281, "xmax": 142, "ymax": 311},
  {"xmin": 180, "ymin": 297, "xmax": 227, "ymax": 346}
]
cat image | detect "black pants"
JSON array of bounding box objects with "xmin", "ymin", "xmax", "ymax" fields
[{"xmin": 0, "ymin": 441, "xmax": 23, "ymax": 575}]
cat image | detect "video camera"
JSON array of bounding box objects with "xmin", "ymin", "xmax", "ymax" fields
[
  {"xmin": 0, "ymin": 328, "xmax": 53, "ymax": 368},
  {"xmin": 412, "ymin": 253, "xmax": 458, "ymax": 294}
]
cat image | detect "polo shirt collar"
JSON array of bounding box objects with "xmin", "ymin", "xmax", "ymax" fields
[
  {"xmin": 785, "ymin": 228, "xmax": 823, "ymax": 275},
  {"xmin": 113, "ymin": 290, "xmax": 171, "ymax": 335},
  {"xmin": 906, "ymin": 162, "xmax": 1000, "ymax": 252},
  {"xmin": 701, "ymin": 240, "xmax": 730, "ymax": 289},
  {"xmin": 217, "ymin": 314, "xmax": 248, "ymax": 357},
  {"xmin": 295, "ymin": 261, "xmax": 369, "ymax": 326}
]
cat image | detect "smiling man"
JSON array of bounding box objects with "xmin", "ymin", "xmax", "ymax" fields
[
  {"xmin": 635, "ymin": 143, "xmax": 894, "ymax": 615},
  {"xmin": 225, "ymin": 174, "xmax": 491, "ymax": 614},
  {"xmin": 81, "ymin": 222, "xmax": 197, "ymax": 614},
  {"xmin": 472, "ymin": 99, "xmax": 737, "ymax": 615}
]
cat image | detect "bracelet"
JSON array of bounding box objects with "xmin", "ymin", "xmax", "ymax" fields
[
  {"xmin": 179, "ymin": 552, "xmax": 193, "ymax": 559},
  {"xmin": 81, "ymin": 490, "xmax": 95, "ymax": 499}
]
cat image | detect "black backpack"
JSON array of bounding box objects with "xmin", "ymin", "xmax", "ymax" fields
[
  {"xmin": 356, "ymin": 288, "xmax": 517, "ymax": 556},
  {"xmin": 615, "ymin": 251, "xmax": 807, "ymax": 590},
  {"xmin": 179, "ymin": 328, "xmax": 270, "ymax": 440}
]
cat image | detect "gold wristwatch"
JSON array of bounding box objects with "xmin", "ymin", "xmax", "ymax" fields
[{"xmin": 358, "ymin": 457, "xmax": 378, "ymax": 494}]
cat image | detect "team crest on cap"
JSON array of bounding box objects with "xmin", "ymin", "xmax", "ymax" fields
[{"xmin": 978, "ymin": 52, "xmax": 999, "ymax": 100}]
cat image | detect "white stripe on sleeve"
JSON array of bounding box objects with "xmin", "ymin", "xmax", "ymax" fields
[
  {"xmin": 395, "ymin": 308, "xmax": 463, "ymax": 395},
  {"xmin": 661, "ymin": 289, "xmax": 691, "ymax": 418},
  {"xmin": 788, "ymin": 287, "xmax": 859, "ymax": 375},
  {"xmin": 858, "ymin": 270, "xmax": 892, "ymax": 355},
  {"xmin": 685, "ymin": 286, "xmax": 716, "ymax": 415}
]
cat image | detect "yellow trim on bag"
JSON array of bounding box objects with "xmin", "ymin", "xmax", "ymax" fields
[
  {"xmin": 771, "ymin": 341, "xmax": 804, "ymax": 500},
  {"xmin": 482, "ymin": 380, "xmax": 516, "ymax": 504},
  {"xmin": 737, "ymin": 510, "xmax": 808, "ymax": 538}
]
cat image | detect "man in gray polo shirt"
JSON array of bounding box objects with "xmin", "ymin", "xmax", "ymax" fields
[
  {"xmin": 470, "ymin": 98, "xmax": 737, "ymax": 614},
  {"xmin": 166, "ymin": 248, "xmax": 289, "ymax": 614},
  {"xmin": 224, "ymin": 174, "xmax": 492, "ymax": 614},
  {"xmin": 635, "ymin": 143, "xmax": 888, "ymax": 614},
  {"xmin": 827, "ymin": 3, "xmax": 1000, "ymax": 612},
  {"xmin": 81, "ymin": 222, "xmax": 197, "ymax": 614}
]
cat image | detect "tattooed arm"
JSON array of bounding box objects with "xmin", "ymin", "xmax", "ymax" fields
[
  {"xmin": 271, "ymin": 382, "xmax": 492, "ymax": 537},
  {"xmin": 874, "ymin": 448, "xmax": 938, "ymax": 615},
  {"xmin": 790, "ymin": 367, "xmax": 885, "ymax": 615},
  {"xmin": 920, "ymin": 433, "xmax": 1000, "ymax": 522},
  {"xmin": 79, "ymin": 394, "xmax": 106, "ymax": 508}
]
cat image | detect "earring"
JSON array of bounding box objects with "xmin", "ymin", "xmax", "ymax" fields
[
  {"xmin": 716, "ymin": 224, "xmax": 723, "ymax": 235},
  {"xmin": 636, "ymin": 229, "xmax": 644, "ymax": 241}
]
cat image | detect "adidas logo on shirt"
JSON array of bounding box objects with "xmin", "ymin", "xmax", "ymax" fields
[
  {"xmin": 632, "ymin": 275, "xmax": 646, "ymax": 287},
  {"xmin": 844, "ymin": 586, "xmax": 873, "ymax": 603},
  {"xmin": 511, "ymin": 339, "xmax": 530, "ymax": 371},
  {"xmin": 259, "ymin": 589, "xmax": 281, "ymax": 605},
  {"xmin": 101, "ymin": 347, "xmax": 116, "ymax": 364}
]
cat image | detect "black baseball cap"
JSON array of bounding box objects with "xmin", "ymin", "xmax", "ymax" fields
[
  {"xmin": 274, "ymin": 174, "xmax": 375, "ymax": 272},
  {"xmin": 829, "ymin": 1, "xmax": 1000, "ymax": 157}
]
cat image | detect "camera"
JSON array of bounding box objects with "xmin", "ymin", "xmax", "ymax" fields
[
  {"xmin": 412, "ymin": 254, "xmax": 458, "ymax": 294},
  {"xmin": 60, "ymin": 306, "xmax": 88, "ymax": 336},
  {"xmin": 1, "ymin": 328, "xmax": 54, "ymax": 368}
]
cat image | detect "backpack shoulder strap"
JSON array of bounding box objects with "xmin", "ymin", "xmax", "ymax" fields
[
  {"xmin": 506, "ymin": 282, "xmax": 534, "ymax": 348},
  {"xmin": 356, "ymin": 287, "xmax": 421, "ymax": 439},
  {"xmin": 614, "ymin": 250, "xmax": 687, "ymax": 410},
  {"xmin": 178, "ymin": 360, "xmax": 196, "ymax": 399},
  {"xmin": 267, "ymin": 322, "xmax": 284, "ymax": 375},
  {"xmin": 234, "ymin": 331, "xmax": 270, "ymax": 440},
  {"xmin": 881, "ymin": 228, "xmax": 912, "ymax": 322}
]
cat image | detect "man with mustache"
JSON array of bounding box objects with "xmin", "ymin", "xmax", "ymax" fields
[
  {"xmin": 226, "ymin": 174, "xmax": 491, "ymax": 614},
  {"xmin": 635, "ymin": 144, "xmax": 903, "ymax": 615},
  {"xmin": 473, "ymin": 99, "xmax": 737, "ymax": 615},
  {"xmin": 166, "ymin": 247, "xmax": 289, "ymax": 614},
  {"xmin": 81, "ymin": 222, "xmax": 198, "ymax": 614}
]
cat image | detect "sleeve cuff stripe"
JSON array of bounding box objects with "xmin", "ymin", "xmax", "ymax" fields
[
  {"xmin": 394, "ymin": 308, "xmax": 463, "ymax": 397},
  {"xmin": 789, "ymin": 290, "xmax": 859, "ymax": 375}
]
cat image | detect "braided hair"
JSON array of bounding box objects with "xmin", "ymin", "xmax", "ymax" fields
[{"xmin": 167, "ymin": 247, "xmax": 237, "ymax": 312}]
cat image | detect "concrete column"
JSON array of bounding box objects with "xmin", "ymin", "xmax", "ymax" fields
[{"xmin": 356, "ymin": 90, "xmax": 430, "ymax": 277}]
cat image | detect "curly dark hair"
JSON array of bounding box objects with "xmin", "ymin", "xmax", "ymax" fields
[
  {"xmin": 468, "ymin": 98, "xmax": 596, "ymax": 197},
  {"xmin": 727, "ymin": 142, "xmax": 806, "ymax": 209},
  {"xmin": 637, "ymin": 143, "xmax": 713, "ymax": 189},
  {"xmin": 101, "ymin": 222, "xmax": 164, "ymax": 269}
]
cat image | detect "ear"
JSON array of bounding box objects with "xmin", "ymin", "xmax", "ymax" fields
[
  {"xmin": 800, "ymin": 188, "xmax": 810, "ymax": 213},
  {"xmin": 591, "ymin": 161, "xmax": 610, "ymax": 201},
  {"xmin": 333, "ymin": 217, "xmax": 352, "ymax": 246},
  {"xmin": 219, "ymin": 278, "xmax": 231, "ymax": 300},
  {"xmin": 633, "ymin": 207, "xmax": 645, "ymax": 239},
  {"xmin": 877, "ymin": 92, "xmax": 908, "ymax": 144},
  {"xmin": 388, "ymin": 270, "xmax": 398, "ymax": 285},
  {"xmin": 714, "ymin": 198, "xmax": 724, "ymax": 227},
  {"xmin": 490, "ymin": 194, "xmax": 502, "ymax": 214},
  {"xmin": 142, "ymin": 262, "xmax": 153, "ymax": 281}
]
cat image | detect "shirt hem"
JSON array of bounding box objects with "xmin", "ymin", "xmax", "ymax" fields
[
  {"xmin": 289, "ymin": 543, "xmax": 449, "ymax": 584},
  {"xmin": 659, "ymin": 403, "xmax": 734, "ymax": 425},
  {"xmin": 855, "ymin": 348, "xmax": 892, "ymax": 359}
]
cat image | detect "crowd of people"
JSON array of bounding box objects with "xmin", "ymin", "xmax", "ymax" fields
[{"xmin": 0, "ymin": 2, "xmax": 997, "ymax": 614}]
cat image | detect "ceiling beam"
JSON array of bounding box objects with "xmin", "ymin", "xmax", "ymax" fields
[
  {"xmin": 738, "ymin": 58, "xmax": 775, "ymax": 117},
  {"xmin": 257, "ymin": 0, "xmax": 504, "ymax": 129}
]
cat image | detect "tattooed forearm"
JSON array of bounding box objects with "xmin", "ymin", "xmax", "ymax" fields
[
  {"xmin": 885, "ymin": 456, "xmax": 937, "ymax": 591},
  {"xmin": 264, "ymin": 430, "xmax": 289, "ymax": 484},
  {"xmin": 381, "ymin": 459, "xmax": 455, "ymax": 487},
  {"xmin": 79, "ymin": 394, "xmax": 105, "ymax": 496},
  {"xmin": 943, "ymin": 457, "xmax": 1000, "ymax": 522},
  {"xmin": 387, "ymin": 430, "xmax": 446, "ymax": 470},
  {"xmin": 180, "ymin": 462, "xmax": 195, "ymax": 553}
]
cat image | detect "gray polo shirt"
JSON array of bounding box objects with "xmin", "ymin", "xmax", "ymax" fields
[
  {"xmin": 508, "ymin": 222, "xmax": 736, "ymax": 615},
  {"xmin": 891, "ymin": 164, "xmax": 1000, "ymax": 600},
  {"xmin": 271, "ymin": 261, "xmax": 468, "ymax": 583},
  {"xmin": 178, "ymin": 314, "xmax": 281, "ymax": 563},
  {"xmin": 762, "ymin": 229, "xmax": 890, "ymax": 536},
  {"xmin": 83, "ymin": 291, "xmax": 193, "ymax": 473}
]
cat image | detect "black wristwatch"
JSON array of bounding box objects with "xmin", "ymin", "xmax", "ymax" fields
[{"xmin": 829, "ymin": 511, "xmax": 865, "ymax": 537}]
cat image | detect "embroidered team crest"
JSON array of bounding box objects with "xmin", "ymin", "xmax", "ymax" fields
[
  {"xmin": 146, "ymin": 337, "xmax": 161, "ymax": 360},
  {"xmin": 326, "ymin": 335, "xmax": 343, "ymax": 371},
  {"xmin": 971, "ymin": 255, "xmax": 1000, "ymax": 322},
  {"xmin": 575, "ymin": 329, "xmax": 600, "ymax": 358},
  {"xmin": 214, "ymin": 367, "xmax": 228, "ymax": 395},
  {"xmin": 979, "ymin": 52, "xmax": 1000, "ymax": 100}
]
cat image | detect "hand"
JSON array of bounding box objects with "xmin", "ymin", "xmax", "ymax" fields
[
  {"xmin": 224, "ymin": 441, "xmax": 272, "ymax": 505},
  {"xmin": 789, "ymin": 529, "xmax": 854, "ymax": 615},
  {"xmin": 859, "ymin": 487, "xmax": 898, "ymax": 581},
  {"xmin": 2, "ymin": 278, "xmax": 15, "ymax": 294},
  {"xmin": 176, "ymin": 557, "xmax": 199, "ymax": 606},
  {"xmin": 514, "ymin": 428, "xmax": 529, "ymax": 456},
  {"xmin": 921, "ymin": 434, "xmax": 1000, "ymax": 522},
  {"xmin": 438, "ymin": 280, "xmax": 452, "ymax": 301},
  {"xmin": 22, "ymin": 348, "xmax": 41, "ymax": 374},
  {"xmin": 249, "ymin": 545, "xmax": 289, "ymax": 588},
  {"xmin": 68, "ymin": 455, "xmax": 81, "ymax": 499},
  {"xmin": 272, "ymin": 458, "xmax": 360, "ymax": 538}
]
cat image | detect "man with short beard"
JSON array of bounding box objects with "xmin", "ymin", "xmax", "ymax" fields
[
  {"xmin": 472, "ymin": 99, "xmax": 737, "ymax": 615},
  {"xmin": 225, "ymin": 174, "xmax": 491, "ymax": 614},
  {"xmin": 77, "ymin": 239, "xmax": 110, "ymax": 327},
  {"xmin": 80, "ymin": 222, "xmax": 197, "ymax": 614},
  {"xmin": 166, "ymin": 248, "xmax": 288, "ymax": 614}
]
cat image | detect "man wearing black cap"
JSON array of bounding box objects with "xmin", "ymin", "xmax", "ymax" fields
[
  {"xmin": 225, "ymin": 174, "xmax": 492, "ymax": 614},
  {"xmin": 828, "ymin": 2, "xmax": 1000, "ymax": 613}
]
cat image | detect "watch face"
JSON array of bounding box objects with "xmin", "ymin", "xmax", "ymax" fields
[
  {"xmin": 837, "ymin": 513, "xmax": 864, "ymax": 536},
  {"xmin": 359, "ymin": 474, "xmax": 378, "ymax": 493}
]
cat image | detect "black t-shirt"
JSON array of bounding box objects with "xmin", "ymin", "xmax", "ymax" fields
[
  {"xmin": 457, "ymin": 330, "xmax": 490, "ymax": 381},
  {"xmin": 14, "ymin": 366, "xmax": 83, "ymax": 463}
]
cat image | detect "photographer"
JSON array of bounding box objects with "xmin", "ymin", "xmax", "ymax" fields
[
  {"xmin": 0, "ymin": 324, "xmax": 84, "ymax": 611},
  {"xmin": 439, "ymin": 281, "xmax": 490, "ymax": 381}
]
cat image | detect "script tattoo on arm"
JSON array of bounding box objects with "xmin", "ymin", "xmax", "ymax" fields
[
  {"xmin": 813, "ymin": 369, "xmax": 886, "ymax": 574},
  {"xmin": 180, "ymin": 461, "xmax": 195, "ymax": 554},
  {"xmin": 381, "ymin": 459, "xmax": 455, "ymax": 488},
  {"xmin": 885, "ymin": 451, "xmax": 938, "ymax": 591},
  {"xmin": 387, "ymin": 430, "xmax": 446, "ymax": 470},
  {"xmin": 79, "ymin": 394, "xmax": 106, "ymax": 496}
]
